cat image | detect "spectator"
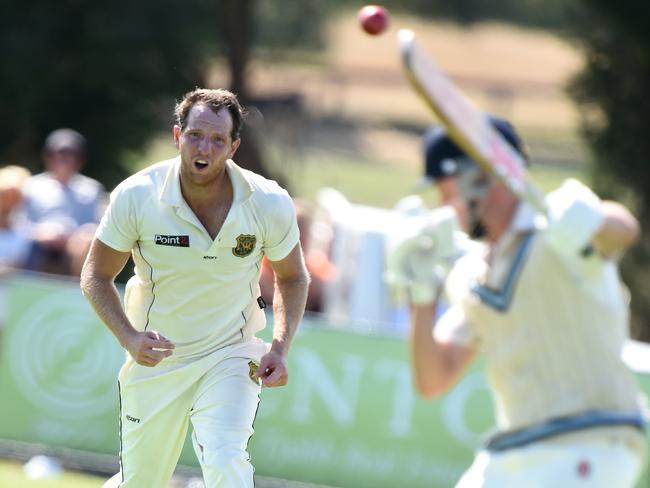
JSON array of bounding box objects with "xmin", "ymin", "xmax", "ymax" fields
[
  {"xmin": 21, "ymin": 128, "xmax": 106, "ymax": 275},
  {"xmin": 0, "ymin": 165, "xmax": 31, "ymax": 271}
]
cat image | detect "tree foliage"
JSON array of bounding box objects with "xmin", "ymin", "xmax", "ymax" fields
[
  {"xmin": 0, "ymin": 0, "xmax": 573, "ymax": 189},
  {"xmin": 0, "ymin": 0, "xmax": 216, "ymax": 188},
  {"xmin": 255, "ymin": 0, "xmax": 331, "ymax": 51},
  {"xmin": 0, "ymin": 0, "xmax": 341, "ymax": 188},
  {"xmin": 325, "ymin": 0, "xmax": 572, "ymax": 30},
  {"xmin": 567, "ymin": 1, "xmax": 650, "ymax": 339}
]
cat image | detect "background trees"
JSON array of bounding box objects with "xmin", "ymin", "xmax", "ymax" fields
[
  {"xmin": 0, "ymin": 0, "xmax": 572, "ymax": 187},
  {"xmin": 0, "ymin": 0, "xmax": 217, "ymax": 188},
  {"xmin": 0, "ymin": 0, "xmax": 333, "ymax": 187},
  {"xmin": 567, "ymin": 1, "xmax": 650, "ymax": 339}
]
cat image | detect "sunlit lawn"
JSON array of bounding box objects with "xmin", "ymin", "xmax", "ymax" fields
[
  {"xmin": 280, "ymin": 150, "xmax": 583, "ymax": 210},
  {"xmin": 0, "ymin": 459, "xmax": 105, "ymax": 488}
]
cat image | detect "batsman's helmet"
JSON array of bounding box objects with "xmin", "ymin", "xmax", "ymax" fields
[{"xmin": 414, "ymin": 115, "xmax": 526, "ymax": 189}]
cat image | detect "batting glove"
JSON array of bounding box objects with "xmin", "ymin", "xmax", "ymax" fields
[{"xmin": 386, "ymin": 205, "xmax": 460, "ymax": 305}]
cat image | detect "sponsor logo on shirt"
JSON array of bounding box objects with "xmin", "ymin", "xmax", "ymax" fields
[
  {"xmin": 232, "ymin": 234, "xmax": 256, "ymax": 257},
  {"xmin": 154, "ymin": 234, "xmax": 190, "ymax": 247}
]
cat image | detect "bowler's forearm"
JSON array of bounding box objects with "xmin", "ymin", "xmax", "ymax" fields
[
  {"xmin": 271, "ymin": 274, "xmax": 310, "ymax": 356},
  {"xmin": 80, "ymin": 274, "xmax": 136, "ymax": 348}
]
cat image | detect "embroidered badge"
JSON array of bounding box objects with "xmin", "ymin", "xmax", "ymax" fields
[
  {"xmin": 232, "ymin": 234, "xmax": 256, "ymax": 257},
  {"xmin": 248, "ymin": 360, "xmax": 261, "ymax": 385}
]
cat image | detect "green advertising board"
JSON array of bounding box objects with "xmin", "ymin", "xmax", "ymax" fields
[
  {"xmin": 0, "ymin": 274, "xmax": 124, "ymax": 454},
  {"xmin": 243, "ymin": 326, "xmax": 494, "ymax": 487},
  {"xmin": 1, "ymin": 273, "xmax": 649, "ymax": 487}
]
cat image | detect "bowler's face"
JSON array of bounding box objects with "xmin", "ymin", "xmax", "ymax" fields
[{"xmin": 174, "ymin": 104, "xmax": 240, "ymax": 187}]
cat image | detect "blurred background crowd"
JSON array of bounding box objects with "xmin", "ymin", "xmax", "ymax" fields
[{"xmin": 0, "ymin": 129, "xmax": 105, "ymax": 278}]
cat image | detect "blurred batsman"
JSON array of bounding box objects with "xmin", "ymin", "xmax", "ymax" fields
[
  {"xmin": 81, "ymin": 88, "xmax": 310, "ymax": 487},
  {"xmin": 386, "ymin": 118, "xmax": 648, "ymax": 487}
]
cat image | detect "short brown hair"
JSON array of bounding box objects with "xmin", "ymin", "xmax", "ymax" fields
[{"xmin": 174, "ymin": 88, "xmax": 244, "ymax": 141}]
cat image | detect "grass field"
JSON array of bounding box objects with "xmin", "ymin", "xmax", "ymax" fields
[
  {"xmin": 119, "ymin": 8, "xmax": 589, "ymax": 213},
  {"xmin": 0, "ymin": 458, "xmax": 336, "ymax": 488},
  {"xmin": 126, "ymin": 127, "xmax": 582, "ymax": 214},
  {"xmin": 204, "ymin": 9, "xmax": 589, "ymax": 210},
  {"xmin": 0, "ymin": 459, "xmax": 104, "ymax": 488},
  {"xmin": 246, "ymin": 11, "xmax": 584, "ymax": 133}
]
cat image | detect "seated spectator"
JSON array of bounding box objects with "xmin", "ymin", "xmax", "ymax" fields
[
  {"xmin": 0, "ymin": 165, "xmax": 31, "ymax": 272},
  {"xmin": 20, "ymin": 128, "xmax": 106, "ymax": 276},
  {"xmin": 259, "ymin": 199, "xmax": 335, "ymax": 313}
]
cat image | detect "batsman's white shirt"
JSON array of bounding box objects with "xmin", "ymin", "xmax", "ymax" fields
[
  {"xmin": 437, "ymin": 180, "xmax": 647, "ymax": 487},
  {"xmin": 437, "ymin": 180, "xmax": 646, "ymax": 431},
  {"xmin": 96, "ymin": 157, "xmax": 299, "ymax": 360}
]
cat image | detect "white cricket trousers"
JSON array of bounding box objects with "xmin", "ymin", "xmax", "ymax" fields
[
  {"xmin": 455, "ymin": 430, "xmax": 647, "ymax": 488},
  {"xmin": 104, "ymin": 338, "xmax": 267, "ymax": 488}
]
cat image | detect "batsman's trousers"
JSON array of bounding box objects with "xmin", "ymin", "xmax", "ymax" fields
[{"xmin": 456, "ymin": 425, "xmax": 646, "ymax": 488}]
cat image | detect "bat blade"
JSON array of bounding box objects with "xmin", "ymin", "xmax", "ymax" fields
[{"xmin": 398, "ymin": 29, "xmax": 546, "ymax": 213}]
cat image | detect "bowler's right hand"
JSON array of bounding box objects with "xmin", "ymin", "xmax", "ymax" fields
[{"xmin": 124, "ymin": 330, "xmax": 175, "ymax": 367}]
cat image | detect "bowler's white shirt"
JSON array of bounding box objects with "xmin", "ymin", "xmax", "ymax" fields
[{"xmin": 95, "ymin": 157, "xmax": 299, "ymax": 360}]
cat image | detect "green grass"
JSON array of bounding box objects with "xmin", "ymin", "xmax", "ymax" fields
[
  {"xmin": 273, "ymin": 149, "xmax": 584, "ymax": 210},
  {"xmin": 529, "ymin": 163, "xmax": 586, "ymax": 194},
  {"xmin": 122, "ymin": 131, "xmax": 585, "ymax": 211},
  {"xmin": 277, "ymin": 151, "xmax": 437, "ymax": 209},
  {"xmin": 0, "ymin": 459, "xmax": 105, "ymax": 488}
]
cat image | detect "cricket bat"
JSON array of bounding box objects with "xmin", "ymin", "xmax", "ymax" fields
[{"xmin": 398, "ymin": 29, "xmax": 546, "ymax": 214}]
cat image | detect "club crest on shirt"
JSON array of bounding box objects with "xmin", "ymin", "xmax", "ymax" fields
[
  {"xmin": 248, "ymin": 360, "xmax": 261, "ymax": 385},
  {"xmin": 232, "ymin": 234, "xmax": 256, "ymax": 257}
]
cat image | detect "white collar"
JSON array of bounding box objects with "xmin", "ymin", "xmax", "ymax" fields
[
  {"xmin": 493, "ymin": 201, "xmax": 544, "ymax": 250},
  {"xmin": 159, "ymin": 157, "xmax": 254, "ymax": 207}
]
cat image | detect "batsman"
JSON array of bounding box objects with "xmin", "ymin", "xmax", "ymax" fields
[
  {"xmin": 387, "ymin": 118, "xmax": 648, "ymax": 487},
  {"xmin": 80, "ymin": 88, "xmax": 309, "ymax": 487}
]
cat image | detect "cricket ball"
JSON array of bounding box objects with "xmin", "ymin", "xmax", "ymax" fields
[{"xmin": 358, "ymin": 5, "xmax": 390, "ymax": 36}]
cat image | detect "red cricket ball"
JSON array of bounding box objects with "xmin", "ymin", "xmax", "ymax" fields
[{"xmin": 358, "ymin": 5, "xmax": 390, "ymax": 36}]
